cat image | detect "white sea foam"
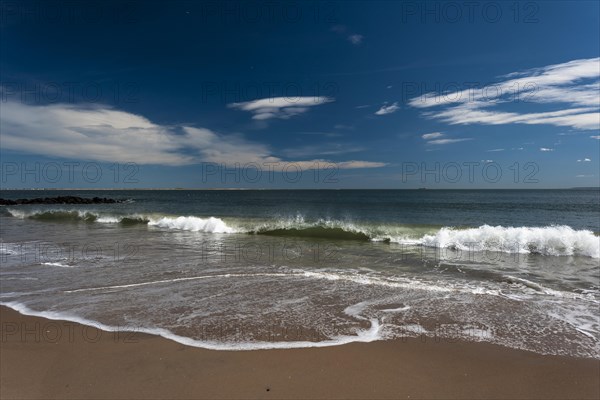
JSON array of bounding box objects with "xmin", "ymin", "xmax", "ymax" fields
[
  {"xmin": 389, "ymin": 225, "xmax": 600, "ymax": 258},
  {"xmin": 62, "ymin": 269, "xmax": 595, "ymax": 304},
  {"xmin": 148, "ymin": 216, "xmax": 237, "ymax": 233},
  {"xmin": 42, "ymin": 262, "xmax": 73, "ymax": 268},
  {"xmin": 63, "ymin": 273, "xmax": 292, "ymax": 293},
  {"xmin": 381, "ymin": 305, "xmax": 411, "ymax": 312},
  {"xmin": 95, "ymin": 216, "xmax": 121, "ymax": 223},
  {"xmin": 0, "ymin": 301, "xmax": 382, "ymax": 351}
]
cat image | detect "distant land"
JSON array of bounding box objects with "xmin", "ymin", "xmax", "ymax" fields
[{"xmin": 0, "ymin": 187, "xmax": 599, "ymax": 191}]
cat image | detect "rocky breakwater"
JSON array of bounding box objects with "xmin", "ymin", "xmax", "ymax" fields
[{"xmin": 0, "ymin": 196, "xmax": 124, "ymax": 206}]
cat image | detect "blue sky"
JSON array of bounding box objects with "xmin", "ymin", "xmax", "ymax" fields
[{"xmin": 0, "ymin": 0, "xmax": 599, "ymax": 189}]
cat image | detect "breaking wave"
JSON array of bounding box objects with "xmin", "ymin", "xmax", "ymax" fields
[{"xmin": 6, "ymin": 209, "xmax": 599, "ymax": 258}]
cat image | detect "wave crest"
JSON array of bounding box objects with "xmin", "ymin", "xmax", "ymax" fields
[
  {"xmin": 6, "ymin": 209, "xmax": 599, "ymax": 257},
  {"xmin": 148, "ymin": 216, "xmax": 236, "ymax": 233},
  {"xmin": 392, "ymin": 225, "xmax": 599, "ymax": 258}
]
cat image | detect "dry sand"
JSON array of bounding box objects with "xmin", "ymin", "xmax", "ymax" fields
[{"xmin": 1, "ymin": 306, "xmax": 598, "ymax": 399}]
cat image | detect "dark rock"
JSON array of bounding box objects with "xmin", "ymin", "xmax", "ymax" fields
[{"xmin": 0, "ymin": 196, "xmax": 123, "ymax": 205}]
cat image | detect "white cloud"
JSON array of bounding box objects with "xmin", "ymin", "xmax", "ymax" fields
[
  {"xmin": 228, "ymin": 96, "xmax": 334, "ymax": 120},
  {"xmin": 408, "ymin": 58, "xmax": 600, "ymax": 130},
  {"xmin": 427, "ymin": 138, "xmax": 473, "ymax": 145},
  {"xmin": 1, "ymin": 101, "xmax": 191, "ymax": 166},
  {"xmin": 348, "ymin": 34, "xmax": 364, "ymax": 45},
  {"xmin": 577, "ymin": 158, "xmax": 592, "ymax": 162},
  {"xmin": 336, "ymin": 161, "xmax": 386, "ymax": 169},
  {"xmin": 0, "ymin": 100, "xmax": 385, "ymax": 170},
  {"xmin": 591, "ymin": 135, "xmax": 600, "ymax": 139},
  {"xmin": 540, "ymin": 147, "xmax": 554, "ymax": 152},
  {"xmin": 375, "ymin": 102, "xmax": 400, "ymax": 116},
  {"xmin": 487, "ymin": 148, "xmax": 505, "ymax": 152},
  {"xmin": 421, "ymin": 132, "xmax": 444, "ymax": 139},
  {"xmin": 420, "ymin": 131, "xmax": 471, "ymax": 145}
]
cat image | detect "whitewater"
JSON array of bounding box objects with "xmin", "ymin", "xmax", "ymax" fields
[{"xmin": 6, "ymin": 208, "xmax": 600, "ymax": 258}]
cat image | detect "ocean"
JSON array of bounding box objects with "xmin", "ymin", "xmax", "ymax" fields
[{"xmin": 1, "ymin": 189, "xmax": 599, "ymax": 358}]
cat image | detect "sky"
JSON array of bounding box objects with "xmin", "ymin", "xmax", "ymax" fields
[{"xmin": 0, "ymin": 0, "xmax": 599, "ymax": 189}]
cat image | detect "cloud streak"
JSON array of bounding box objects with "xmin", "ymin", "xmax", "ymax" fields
[
  {"xmin": 421, "ymin": 132, "xmax": 472, "ymax": 145},
  {"xmin": 421, "ymin": 132, "xmax": 443, "ymax": 139},
  {"xmin": 228, "ymin": 96, "xmax": 334, "ymax": 120},
  {"xmin": 375, "ymin": 102, "xmax": 399, "ymax": 115},
  {"xmin": 348, "ymin": 34, "xmax": 364, "ymax": 45},
  {"xmin": 427, "ymin": 138, "xmax": 473, "ymax": 145},
  {"xmin": 408, "ymin": 58, "xmax": 600, "ymax": 130}
]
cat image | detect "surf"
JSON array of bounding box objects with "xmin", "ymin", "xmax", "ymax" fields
[{"xmin": 5, "ymin": 209, "xmax": 600, "ymax": 258}]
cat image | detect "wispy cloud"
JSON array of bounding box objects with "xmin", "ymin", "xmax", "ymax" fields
[
  {"xmin": 408, "ymin": 58, "xmax": 600, "ymax": 130},
  {"xmin": 228, "ymin": 96, "xmax": 334, "ymax": 120},
  {"xmin": 591, "ymin": 135, "xmax": 600, "ymax": 139},
  {"xmin": 420, "ymin": 132, "xmax": 472, "ymax": 145},
  {"xmin": 427, "ymin": 138, "xmax": 473, "ymax": 145},
  {"xmin": 0, "ymin": 101, "xmax": 384, "ymax": 170},
  {"xmin": 331, "ymin": 25, "xmax": 364, "ymax": 46},
  {"xmin": 540, "ymin": 147, "xmax": 554, "ymax": 152},
  {"xmin": 281, "ymin": 143, "xmax": 364, "ymax": 158},
  {"xmin": 336, "ymin": 161, "xmax": 386, "ymax": 169},
  {"xmin": 577, "ymin": 158, "xmax": 592, "ymax": 162},
  {"xmin": 375, "ymin": 102, "xmax": 399, "ymax": 116},
  {"xmin": 421, "ymin": 132, "xmax": 444, "ymax": 140},
  {"xmin": 487, "ymin": 148, "xmax": 505, "ymax": 152},
  {"xmin": 347, "ymin": 34, "xmax": 364, "ymax": 45}
]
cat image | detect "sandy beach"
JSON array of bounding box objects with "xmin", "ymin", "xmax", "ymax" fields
[{"xmin": 1, "ymin": 306, "xmax": 598, "ymax": 399}]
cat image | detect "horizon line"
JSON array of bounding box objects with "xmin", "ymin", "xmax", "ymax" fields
[{"xmin": 1, "ymin": 187, "xmax": 599, "ymax": 191}]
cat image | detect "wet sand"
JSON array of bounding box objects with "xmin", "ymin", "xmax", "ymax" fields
[{"xmin": 1, "ymin": 306, "xmax": 598, "ymax": 399}]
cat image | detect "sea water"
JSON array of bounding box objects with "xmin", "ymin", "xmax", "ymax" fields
[{"xmin": 1, "ymin": 189, "xmax": 598, "ymax": 357}]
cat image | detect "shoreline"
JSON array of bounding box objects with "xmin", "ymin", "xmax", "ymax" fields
[
  {"xmin": 1, "ymin": 305, "xmax": 599, "ymax": 399},
  {"xmin": 2, "ymin": 188, "xmax": 599, "ymax": 191}
]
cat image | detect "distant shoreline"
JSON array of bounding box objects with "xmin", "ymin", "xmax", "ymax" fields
[{"xmin": 0, "ymin": 187, "xmax": 598, "ymax": 191}]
